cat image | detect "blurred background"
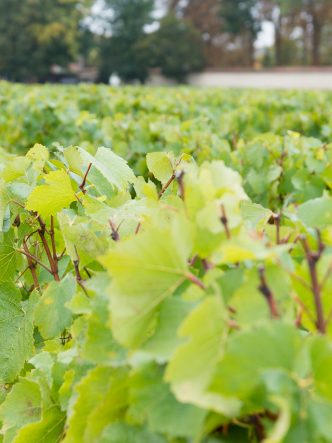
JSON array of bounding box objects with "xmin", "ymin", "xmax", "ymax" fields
[{"xmin": 0, "ymin": 0, "xmax": 331, "ymax": 85}]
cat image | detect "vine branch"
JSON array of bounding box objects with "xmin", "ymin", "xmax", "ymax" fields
[
  {"xmin": 258, "ymin": 266, "xmax": 280, "ymax": 319},
  {"xmin": 301, "ymin": 232, "xmax": 325, "ymax": 334}
]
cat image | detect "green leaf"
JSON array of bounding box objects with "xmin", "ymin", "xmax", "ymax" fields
[
  {"xmin": 140, "ymin": 297, "xmax": 193, "ymax": 362},
  {"xmin": 63, "ymin": 366, "xmax": 127, "ymax": 443},
  {"xmin": 210, "ymin": 322, "xmax": 302, "ymax": 403},
  {"xmin": 100, "ymin": 423, "xmax": 166, "ymax": 443},
  {"xmin": 12, "ymin": 405, "xmax": 65, "ymax": 443},
  {"xmin": 26, "ymin": 170, "xmax": 76, "ymax": 218},
  {"xmin": 0, "ymin": 231, "xmax": 18, "ymax": 282},
  {"xmin": 79, "ymin": 147, "xmax": 135, "ymax": 191},
  {"xmin": 165, "ymin": 296, "xmax": 241, "ymax": 416},
  {"xmin": 129, "ymin": 363, "xmax": 206, "ymax": 439},
  {"xmin": 297, "ymin": 196, "xmax": 332, "ymax": 229},
  {"xmin": 100, "ymin": 217, "xmax": 192, "ymax": 348},
  {"xmin": 240, "ymin": 200, "xmax": 273, "ymax": 229},
  {"xmin": 310, "ymin": 336, "xmax": 332, "ymax": 401},
  {"xmin": 0, "ymin": 284, "xmax": 34, "ymax": 383},
  {"xmin": 0, "ymin": 181, "xmax": 10, "ymax": 232},
  {"xmin": 63, "ymin": 367, "xmax": 112, "ymax": 443},
  {"xmin": 146, "ymin": 152, "xmax": 174, "ymax": 183},
  {"xmin": 34, "ymin": 275, "xmax": 76, "ymax": 339},
  {"xmin": 57, "ymin": 210, "xmax": 109, "ymax": 267},
  {"xmin": 25, "ymin": 144, "xmax": 49, "ymax": 172},
  {"xmin": 83, "ymin": 368, "xmax": 128, "ymax": 443},
  {"xmin": 81, "ymin": 293, "xmax": 125, "ymax": 365},
  {"xmin": 0, "ymin": 378, "xmax": 41, "ymax": 434}
]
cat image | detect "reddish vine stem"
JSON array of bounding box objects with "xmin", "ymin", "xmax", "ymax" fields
[
  {"xmin": 73, "ymin": 260, "xmax": 82, "ymax": 282},
  {"xmin": 220, "ymin": 204, "xmax": 231, "ymax": 239},
  {"xmin": 49, "ymin": 216, "xmax": 59, "ymax": 275},
  {"xmin": 18, "ymin": 248, "xmax": 52, "ymax": 275},
  {"xmin": 249, "ymin": 415, "xmax": 266, "ymax": 442},
  {"xmin": 79, "ymin": 163, "xmax": 92, "ymax": 194},
  {"xmin": 37, "ymin": 216, "xmax": 60, "ymax": 281},
  {"xmin": 159, "ymin": 173, "xmax": 176, "ymax": 198},
  {"xmin": 73, "ymin": 247, "xmax": 88, "ymax": 295},
  {"xmin": 258, "ymin": 266, "xmax": 280, "ymax": 319},
  {"xmin": 301, "ymin": 233, "xmax": 325, "ymax": 334},
  {"xmin": 188, "ymin": 255, "xmax": 198, "ymax": 267},
  {"xmin": 109, "ymin": 219, "xmax": 120, "ymax": 241},
  {"xmin": 185, "ymin": 272, "xmax": 206, "ymax": 290},
  {"xmin": 274, "ymin": 213, "xmax": 281, "ymax": 245},
  {"xmin": 135, "ymin": 222, "xmax": 142, "ymax": 235},
  {"xmin": 22, "ymin": 239, "xmax": 39, "ymax": 289}
]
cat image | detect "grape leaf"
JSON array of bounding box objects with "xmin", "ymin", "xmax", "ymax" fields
[
  {"xmin": 165, "ymin": 296, "xmax": 241, "ymax": 416},
  {"xmin": 297, "ymin": 196, "xmax": 332, "ymax": 229},
  {"xmin": 0, "ymin": 378, "xmax": 41, "ymax": 434},
  {"xmin": 146, "ymin": 152, "xmax": 174, "ymax": 183},
  {"xmin": 129, "ymin": 363, "xmax": 206, "ymax": 439},
  {"xmin": 0, "ymin": 230, "xmax": 18, "ymax": 282},
  {"xmin": 26, "ymin": 170, "xmax": 76, "ymax": 218},
  {"xmin": 100, "ymin": 423, "xmax": 166, "ymax": 443},
  {"xmin": 0, "ymin": 283, "xmax": 34, "ymax": 383},
  {"xmin": 79, "ymin": 147, "xmax": 135, "ymax": 191},
  {"xmin": 100, "ymin": 217, "xmax": 192, "ymax": 348},
  {"xmin": 34, "ymin": 275, "xmax": 76, "ymax": 339}
]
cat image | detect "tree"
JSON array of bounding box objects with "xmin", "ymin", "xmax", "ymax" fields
[
  {"xmin": 259, "ymin": 0, "xmax": 299, "ymax": 66},
  {"xmin": 97, "ymin": 0, "xmax": 154, "ymax": 83},
  {"xmin": 261, "ymin": 0, "xmax": 332, "ymax": 66},
  {"xmin": 302, "ymin": 0, "xmax": 332, "ymax": 65},
  {"xmin": 220, "ymin": 0, "xmax": 261, "ymax": 66},
  {"xmin": 0, "ymin": 0, "xmax": 89, "ymax": 82},
  {"xmin": 143, "ymin": 14, "xmax": 205, "ymax": 83},
  {"xmin": 166, "ymin": 0, "xmax": 223, "ymax": 68}
]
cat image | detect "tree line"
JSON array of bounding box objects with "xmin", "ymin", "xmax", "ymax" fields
[{"xmin": 0, "ymin": 0, "xmax": 331, "ymax": 84}]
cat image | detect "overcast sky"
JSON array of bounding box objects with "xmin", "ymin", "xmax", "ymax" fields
[{"xmin": 256, "ymin": 22, "xmax": 275, "ymax": 48}]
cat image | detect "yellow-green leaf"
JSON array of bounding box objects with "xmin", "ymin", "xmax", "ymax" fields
[{"xmin": 26, "ymin": 170, "xmax": 76, "ymax": 218}]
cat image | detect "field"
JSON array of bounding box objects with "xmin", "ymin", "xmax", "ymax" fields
[{"xmin": 1, "ymin": 82, "xmax": 332, "ymax": 442}]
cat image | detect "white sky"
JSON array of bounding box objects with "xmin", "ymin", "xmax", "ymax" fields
[{"xmin": 255, "ymin": 21, "xmax": 275, "ymax": 48}]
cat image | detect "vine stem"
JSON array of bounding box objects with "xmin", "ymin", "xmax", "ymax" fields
[
  {"xmin": 258, "ymin": 266, "xmax": 280, "ymax": 319},
  {"xmin": 176, "ymin": 170, "xmax": 185, "ymax": 200},
  {"xmin": 185, "ymin": 272, "xmax": 205, "ymax": 290},
  {"xmin": 22, "ymin": 239, "xmax": 40, "ymax": 289},
  {"xmin": 79, "ymin": 163, "xmax": 92, "ymax": 194},
  {"xmin": 301, "ymin": 234, "xmax": 325, "ymax": 334},
  {"xmin": 220, "ymin": 204, "xmax": 231, "ymax": 239},
  {"xmin": 159, "ymin": 173, "xmax": 176, "ymax": 198},
  {"xmin": 38, "ymin": 216, "xmax": 60, "ymax": 281},
  {"xmin": 73, "ymin": 246, "xmax": 87, "ymax": 295},
  {"xmin": 50, "ymin": 216, "xmax": 59, "ymax": 275},
  {"xmin": 17, "ymin": 248, "xmax": 52, "ymax": 274},
  {"xmin": 274, "ymin": 213, "xmax": 281, "ymax": 244}
]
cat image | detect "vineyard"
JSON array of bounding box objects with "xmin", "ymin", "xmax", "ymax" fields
[{"xmin": 1, "ymin": 82, "xmax": 332, "ymax": 442}]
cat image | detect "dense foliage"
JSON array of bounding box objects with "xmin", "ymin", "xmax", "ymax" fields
[
  {"xmin": 0, "ymin": 0, "xmax": 90, "ymax": 82},
  {"xmin": 1, "ymin": 84, "xmax": 332, "ymax": 442}
]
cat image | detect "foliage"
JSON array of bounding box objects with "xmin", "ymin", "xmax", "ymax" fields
[
  {"xmin": 97, "ymin": 0, "xmax": 154, "ymax": 83},
  {"xmin": 220, "ymin": 0, "xmax": 261, "ymax": 65},
  {"xmin": 0, "ymin": 0, "xmax": 90, "ymax": 82},
  {"xmin": 0, "ymin": 83, "xmax": 332, "ymax": 443},
  {"xmin": 143, "ymin": 14, "xmax": 205, "ymax": 83},
  {"xmin": 1, "ymin": 84, "xmax": 332, "ymax": 441},
  {"xmin": 0, "ymin": 82, "xmax": 331, "ymax": 158}
]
